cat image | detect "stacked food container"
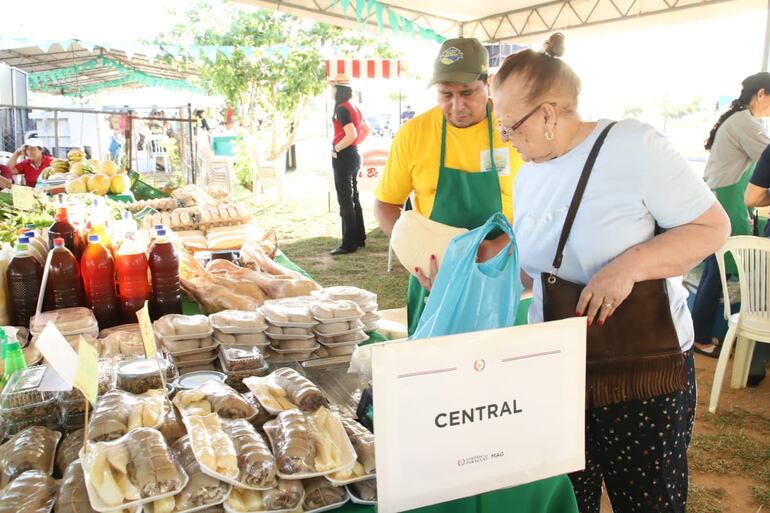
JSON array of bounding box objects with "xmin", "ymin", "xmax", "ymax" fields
[
  {"xmin": 311, "ymin": 300, "xmax": 368, "ymax": 358},
  {"xmin": 312, "ymin": 287, "xmax": 381, "ymax": 333},
  {"xmin": 263, "ymin": 300, "xmax": 320, "ymax": 362},
  {"xmin": 154, "ymin": 314, "xmax": 217, "ymax": 374},
  {"xmin": 29, "ymin": 307, "xmax": 100, "ymax": 348}
]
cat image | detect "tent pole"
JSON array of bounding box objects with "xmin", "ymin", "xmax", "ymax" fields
[
  {"xmin": 54, "ymin": 111, "xmax": 60, "ymax": 158},
  {"xmin": 764, "ymin": 0, "xmax": 770, "ymax": 71}
]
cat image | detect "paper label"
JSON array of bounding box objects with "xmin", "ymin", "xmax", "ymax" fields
[
  {"xmin": 74, "ymin": 338, "xmax": 99, "ymax": 405},
  {"xmin": 12, "ymin": 185, "xmax": 35, "ymax": 210},
  {"xmin": 35, "ymin": 322, "xmax": 78, "ymax": 391},
  {"xmin": 137, "ymin": 301, "xmax": 157, "ymax": 358}
]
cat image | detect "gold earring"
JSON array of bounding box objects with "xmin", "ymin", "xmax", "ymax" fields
[{"xmin": 544, "ymin": 130, "xmax": 554, "ymax": 141}]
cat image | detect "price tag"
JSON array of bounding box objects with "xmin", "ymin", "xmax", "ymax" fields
[
  {"xmin": 137, "ymin": 301, "xmax": 157, "ymax": 358},
  {"xmin": 74, "ymin": 338, "xmax": 99, "ymax": 405},
  {"xmin": 12, "ymin": 185, "xmax": 35, "ymax": 211}
]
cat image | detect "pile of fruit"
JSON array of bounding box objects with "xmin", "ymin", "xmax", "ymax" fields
[{"xmin": 40, "ymin": 150, "xmax": 130, "ymax": 196}]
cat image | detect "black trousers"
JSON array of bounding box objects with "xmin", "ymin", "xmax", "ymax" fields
[
  {"xmin": 332, "ymin": 147, "xmax": 366, "ymax": 249},
  {"xmin": 569, "ymin": 350, "xmax": 696, "ymax": 513}
]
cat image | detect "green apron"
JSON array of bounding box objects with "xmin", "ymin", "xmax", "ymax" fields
[
  {"xmin": 713, "ymin": 163, "xmax": 755, "ymax": 274},
  {"xmin": 406, "ymin": 103, "xmax": 503, "ymax": 336},
  {"xmin": 401, "ymin": 104, "xmax": 578, "ymax": 513}
]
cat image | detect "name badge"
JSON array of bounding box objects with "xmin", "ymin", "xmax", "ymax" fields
[{"xmin": 481, "ymin": 148, "xmax": 510, "ymax": 176}]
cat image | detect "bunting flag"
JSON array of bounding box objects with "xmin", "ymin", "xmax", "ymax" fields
[{"xmin": 325, "ymin": 58, "xmax": 401, "ymax": 79}]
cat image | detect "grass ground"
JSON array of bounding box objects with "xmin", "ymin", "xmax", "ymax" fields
[{"xmin": 238, "ymin": 169, "xmax": 770, "ymax": 513}]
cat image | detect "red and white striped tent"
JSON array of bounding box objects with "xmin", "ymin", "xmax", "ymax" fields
[{"xmin": 325, "ymin": 59, "xmax": 401, "ymax": 80}]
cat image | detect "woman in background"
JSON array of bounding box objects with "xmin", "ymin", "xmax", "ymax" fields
[{"xmin": 329, "ymin": 73, "xmax": 370, "ymax": 255}]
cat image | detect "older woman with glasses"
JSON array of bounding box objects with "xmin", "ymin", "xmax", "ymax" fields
[{"xmin": 493, "ymin": 33, "xmax": 730, "ymax": 512}]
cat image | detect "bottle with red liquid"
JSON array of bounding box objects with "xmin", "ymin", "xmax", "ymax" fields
[
  {"xmin": 148, "ymin": 229, "xmax": 182, "ymax": 320},
  {"xmin": 115, "ymin": 231, "xmax": 150, "ymax": 323},
  {"xmin": 6, "ymin": 243, "xmax": 43, "ymax": 328},
  {"xmin": 81, "ymin": 234, "xmax": 121, "ymax": 329},
  {"xmin": 48, "ymin": 207, "xmax": 82, "ymax": 259},
  {"xmin": 44, "ymin": 238, "xmax": 84, "ymax": 311}
]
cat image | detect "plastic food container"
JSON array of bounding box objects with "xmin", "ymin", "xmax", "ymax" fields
[
  {"xmin": 219, "ymin": 345, "xmax": 265, "ymax": 371},
  {"xmin": 178, "ymin": 364, "xmax": 218, "ymax": 374},
  {"xmin": 313, "ymin": 320, "xmax": 365, "ymax": 336},
  {"xmin": 310, "ymin": 300, "xmax": 364, "ymax": 323},
  {"xmin": 209, "ymin": 310, "xmax": 267, "ymax": 333},
  {"xmin": 173, "ymin": 371, "xmax": 227, "ymax": 391},
  {"xmin": 214, "ymin": 331, "xmax": 268, "ymax": 347},
  {"xmin": 100, "ymin": 329, "xmax": 145, "ymax": 358},
  {"xmin": 311, "ymin": 287, "xmax": 377, "ymax": 311},
  {"xmin": 115, "ymin": 357, "xmax": 175, "ymax": 394},
  {"xmin": 155, "ymin": 314, "xmax": 212, "ymax": 337},
  {"xmin": 0, "ymin": 366, "xmax": 59, "ymax": 423},
  {"xmin": 315, "ymin": 344, "xmax": 357, "ymax": 357},
  {"xmin": 98, "ymin": 323, "xmax": 141, "ymax": 339},
  {"xmin": 169, "ymin": 345, "xmax": 220, "ymax": 362},
  {"xmin": 30, "ymin": 307, "xmax": 99, "ymax": 341},
  {"xmin": 263, "ymin": 346, "xmax": 319, "ymax": 363},
  {"xmin": 316, "ymin": 331, "xmax": 369, "ymax": 347},
  {"xmin": 268, "ymin": 338, "xmax": 319, "ymax": 351},
  {"xmin": 262, "ymin": 303, "xmax": 316, "ymax": 328}
]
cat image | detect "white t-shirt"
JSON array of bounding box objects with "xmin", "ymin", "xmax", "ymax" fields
[{"xmin": 514, "ymin": 119, "xmax": 716, "ymax": 351}]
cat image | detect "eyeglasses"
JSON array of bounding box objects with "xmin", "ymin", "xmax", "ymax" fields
[{"xmin": 497, "ymin": 102, "xmax": 557, "ymax": 140}]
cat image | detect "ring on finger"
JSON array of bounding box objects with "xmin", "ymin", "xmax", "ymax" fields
[{"xmin": 602, "ymin": 302, "xmax": 613, "ymax": 309}]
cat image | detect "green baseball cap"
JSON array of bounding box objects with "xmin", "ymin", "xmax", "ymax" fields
[{"xmin": 429, "ymin": 37, "xmax": 489, "ymax": 87}]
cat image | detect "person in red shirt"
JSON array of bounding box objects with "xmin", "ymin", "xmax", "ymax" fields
[
  {"xmin": 8, "ymin": 138, "xmax": 53, "ymax": 187},
  {"xmin": 329, "ymin": 73, "xmax": 370, "ymax": 255}
]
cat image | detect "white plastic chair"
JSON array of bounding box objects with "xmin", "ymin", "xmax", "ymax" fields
[
  {"xmin": 708, "ymin": 235, "xmax": 770, "ymax": 413},
  {"xmin": 146, "ymin": 134, "xmax": 171, "ymax": 174}
]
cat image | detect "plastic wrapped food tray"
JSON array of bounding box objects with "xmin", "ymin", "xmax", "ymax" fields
[{"xmin": 0, "ymin": 366, "xmax": 59, "ymax": 423}]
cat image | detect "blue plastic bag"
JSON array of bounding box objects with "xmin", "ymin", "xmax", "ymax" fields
[{"xmin": 413, "ymin": 212, "xmax": 522, "ymax": 339}]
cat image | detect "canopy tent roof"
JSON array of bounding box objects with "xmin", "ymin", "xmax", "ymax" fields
[
  {"xmin": 0, "ymin": 40, "xmax": 199, "ymax": 96},
  {"xmin": 242, "ymin": 0, "xmax": 758, "ymax": 44}
]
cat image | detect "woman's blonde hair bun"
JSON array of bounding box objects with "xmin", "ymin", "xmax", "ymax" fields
[{"xmin": 543, "ymin": 32, "xmax": 566, "ymax": 58}]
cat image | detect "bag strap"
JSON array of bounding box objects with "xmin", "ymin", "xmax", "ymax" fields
[{"xmin": 551, "ymin": 122, "xmax": 617, "ymax": 273}]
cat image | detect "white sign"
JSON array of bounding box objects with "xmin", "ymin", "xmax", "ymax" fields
[
  {"xmin": 371, "ymin": 317, "xmax": 586, "ymax": 513},
  {"xmin": 35, "ymin": 321, "xmax": 78, "ymax": 391},
  {"xmin": 357, "ymin": 148, "xmax": 388, "ymax": 192}
]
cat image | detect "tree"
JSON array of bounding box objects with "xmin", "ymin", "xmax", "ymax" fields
[
  {"xmin": 659, "ymin": 95, "xmax": 703, "ymax": 133},
  {"xmin": 623, "ymin": 105, "xmax": 643, "ymax": 118},
  {"xmin": 157, "ymin": 1, "xmax": 400, "ymax": 162}
]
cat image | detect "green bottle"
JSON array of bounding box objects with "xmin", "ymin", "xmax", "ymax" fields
[{"xmin": 1, "ymin": 330, "xmax": 27, "ymax": 391}]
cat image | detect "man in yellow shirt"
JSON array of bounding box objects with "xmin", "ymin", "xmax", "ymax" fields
[{"xmin": 374, "ymin": 37, "xmax": 524, "ymax": 335}]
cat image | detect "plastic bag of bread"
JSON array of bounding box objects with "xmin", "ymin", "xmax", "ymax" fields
[
  {"xmin": 209, "ymin": 310, "xmax": 266, "ymax": 333},
  {"xmin": 173, "ymin": 381, "xmax": 256, "ymax": 419},
  {"xmin": 220, "ymin": 418, "xmax": 277, "ymax": 489},
  {"xmin": 88, "ymin": 389, "xmax": 168, "ymax": 442},
  {"xmin": 81, "ymin": 428, "xmax": 187, "ymax": 509},
  {"xmin": 56, "ymin": 429, "xmax": 85, "ymax": 477},
  {"xmin": 0, "ymin": 470, "xmax": 58, "ymax": 513},
  {"xmin": 302, "ymin": 477, "xmax": 347, "ymax": 510},
  {"xmin": 340, "ymin": 417, "xmax": 375, "ymax": 475},
  {"xmin": 243, "ymin": 368, "xmax": 326, "ymax": 414},
  {"xmin": 0, "ymin": 426, "xmax": 60, "ymax": 487}
]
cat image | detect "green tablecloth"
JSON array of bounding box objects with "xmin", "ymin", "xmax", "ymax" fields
[{"xmin": 185, "ymin": 252, "xmax": 577, "ymax": 513}]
